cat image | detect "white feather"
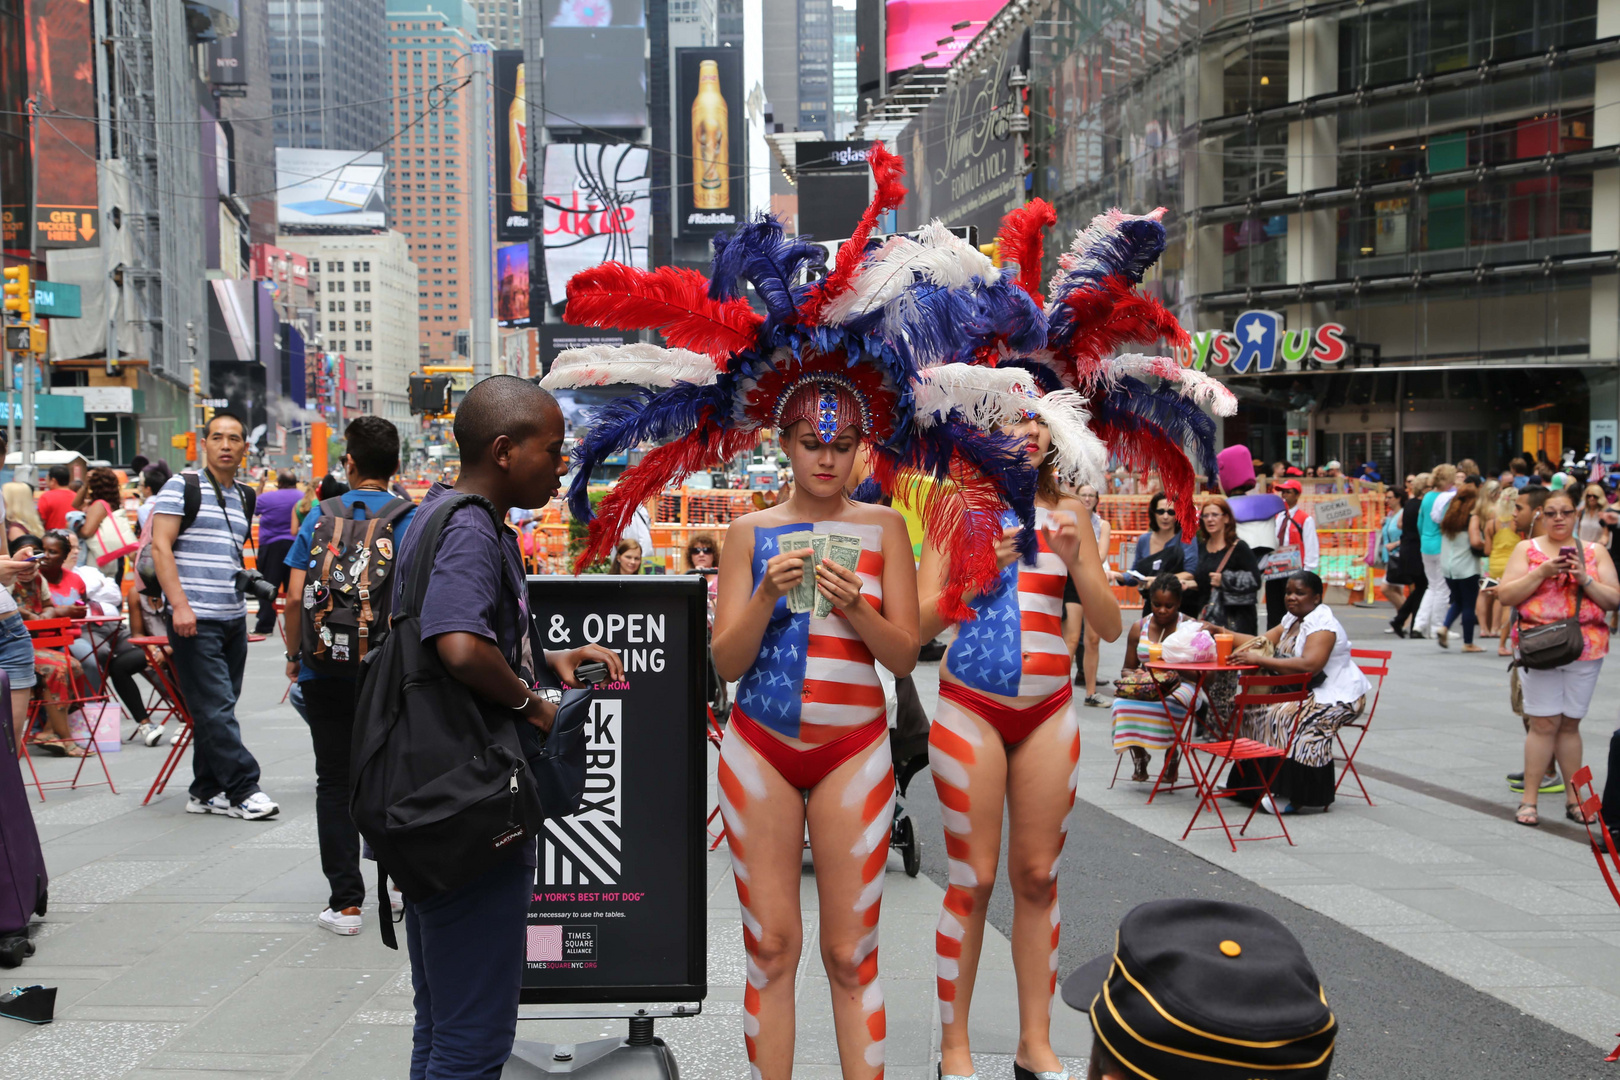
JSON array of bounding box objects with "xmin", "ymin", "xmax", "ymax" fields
[
  {"xmin": 540, "ymin": 343, "xmax": 718, "ymax": 390},
  {"xmin": 912, "ymin": 364, "xmax": 1038, "ymax": 431},
  {"xmin": 1027, "ymin": 390, "xmax": 1109, "ymax": 489},
  {"xmin": 823, "ymin": 219, "xmax": 993, "ymax": 325},
  {"xmin": 1172, "ymin": 367, "xmax": 1239, "ymax": 417},
  {"xmin": 1102, "ymin": 353, "xmax": 1238, "ymax": 418}
]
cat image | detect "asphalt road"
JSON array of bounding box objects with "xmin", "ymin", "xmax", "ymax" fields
[{"xmin": 902, "ymin": 768, "xmax": 1612, "ymax": 1079}]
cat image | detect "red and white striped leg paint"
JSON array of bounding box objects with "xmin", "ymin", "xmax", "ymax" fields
[
  {"xmin": 718, "ymin": 730, "xmax": 773, "ymax": 1080},
  {"xmin": 842, "ymin": 738, "xmax": 895, "ymax": 1076},
  {"xmin": 928, "ymin": 701, "xmax": 985, "ymax": 1033},
  {"xmin": 1046, "ymin": 707, "xmax": 1080, "ymax": 1006}
]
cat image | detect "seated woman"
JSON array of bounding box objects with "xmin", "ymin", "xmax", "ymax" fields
[
  {"xmin": 1110, "ymin": 575, "xmax": 1205, "ymax": 783},
  {"xmin": 8, "ymin": 533, "xmax": 89, "ymax": 757},
  {"xmin": 1226, "ymin": 570, "xmax": 1371, "ymax": 814}
]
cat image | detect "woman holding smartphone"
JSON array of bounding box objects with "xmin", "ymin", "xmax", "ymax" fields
[{"xmin": 1496, "ymin": 487, "xmax": 1620, "ymax": 826}]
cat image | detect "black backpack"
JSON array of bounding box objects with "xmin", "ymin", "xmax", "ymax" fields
[
  {"xmin": 298, "ymin": 494, "xmax": 414, "ymax": 677},
  {"xmin": 135, "ymin": 472, "xmax": 256, "ymax": 592},
  {"xmin": 349, "ymin": 493, "xmax": 589, "ymax": 948}
]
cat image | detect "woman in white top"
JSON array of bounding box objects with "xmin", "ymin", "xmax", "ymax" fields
[{"xmin": 1227, "ymin": 571, "xmax": 1370, "ymax": 813}]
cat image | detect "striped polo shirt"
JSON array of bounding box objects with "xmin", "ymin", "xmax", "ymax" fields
[{"xmin": 151, "ymin": 472, "xmax": 249, "ymax": 621}]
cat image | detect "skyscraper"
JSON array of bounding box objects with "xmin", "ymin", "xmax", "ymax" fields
[
  {"xmin": 798, "ymin": 0, "xmax": 832, "ymax": 136},
  {"xmin": 831, "ymin": 0, "xmax": 856, "ymax": 138},
  {"xmin": 386, "ymin": 1, "xmax": 487, "ymax": 367},
  {"xmin": 469, "ymin": 0, "xmax": 522, "ymax": 48},
  {"xmin": 716, "ymin": 0, "xmax": 743, "ymax": 48},
  {"xmin": 268, "ymin": 0, "xmax": 390, "ymax": 150}
]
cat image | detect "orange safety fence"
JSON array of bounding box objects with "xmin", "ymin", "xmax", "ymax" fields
[{"xmin": 511, "ymin": 486, "xmax": 1389, "ymax": 599}]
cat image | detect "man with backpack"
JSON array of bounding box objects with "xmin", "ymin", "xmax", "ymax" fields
[
  {"xmin": 149, "ymin": 411, "xmax": 279, "ymax": 821},
  {"xmin": 359, "ymin": 376, "xmax": 619, "ymax": 1078},
  {"xmin": 282, "ymin": 417, "xmax": 416, "ymax": 937}
]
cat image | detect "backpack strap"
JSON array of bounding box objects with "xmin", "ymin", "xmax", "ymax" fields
[
  {"xmin": 398, "ymin": 493, "xmax": 500, "ymax": 621},
  {"xmin": 180, "ymin": 473, "xmax": 201, "ymax": 534}
]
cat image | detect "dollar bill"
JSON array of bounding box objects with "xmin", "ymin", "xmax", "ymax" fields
[
  {"xmin": 778, "ymin": 530, "xmax": 817, "ymax": 613},
  {"xmin": 806, "ymin": 535, "xmax": 829, "ymax": 615},
  {"xmin": 815, "ymin": 533, "xmax": 864, "ymax": 619}
]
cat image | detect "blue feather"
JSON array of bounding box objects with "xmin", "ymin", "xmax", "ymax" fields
[
  {"xmin": 1046, "ymin": 219, "xmax": 1170, "ymax": 356},
  {"xmin": 840, "ymin": 281, "xmax": 980, "ymax": 371},
  {"xmin": 850, "ymin": 476, "xmax": 884, "ymax": 504},
  {"xmin": 998, "ymin": 358, "xmax": 1064, "ymax": 395},
  {"xmin": 565, "ymin": 381, "xmax": 732, "ymax": 521},
  {"xmin": 1096, "ymin": 376, "xmax": 1218, "ymax": 480},
  {"xmin": 965, "ymin": 275, "xmax": 1047, "ymax": 357},
  {"xmin": 707, "ymin": 216, "xmax": 826, "ymax": 319}
]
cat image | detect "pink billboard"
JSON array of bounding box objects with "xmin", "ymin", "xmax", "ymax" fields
[{"xmin": 885, "ymin": 0, "xmax": 1008, "ymax": 72}]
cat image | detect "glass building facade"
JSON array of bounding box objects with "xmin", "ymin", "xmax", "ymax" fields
[{"xmin": 1027, "ymin": 0, "xmax": 1620, "ymax": 476}]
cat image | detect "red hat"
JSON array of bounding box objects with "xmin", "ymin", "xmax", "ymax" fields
[
  {"xmin": 1276, "ymin": 479, "xmax": 1303, "ymax": 492},
  {"xmin": 1284, "ymin": 466, "xmax": 1304, "ymax": 477}
]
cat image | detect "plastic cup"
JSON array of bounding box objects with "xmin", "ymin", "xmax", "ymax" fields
[
  {"xmin": 1148, "ymin": 642, "xmax": 1162, "ymax": 663},
  {"xmin": 1214, "ymin": 633, "xmax": 1234, "ymax": 664}
]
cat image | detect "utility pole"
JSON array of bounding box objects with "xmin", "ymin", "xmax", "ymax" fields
[{"xmin": 469, "ymin": 43, "xmax": 492, "ymax": 382}]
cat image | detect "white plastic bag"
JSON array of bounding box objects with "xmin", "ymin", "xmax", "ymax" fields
[{"xmin": 1161, "ymin": 624, "xmax": 1217, "ymax": 664}]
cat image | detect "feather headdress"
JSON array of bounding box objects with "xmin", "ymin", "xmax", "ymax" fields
[{"xmin": 545, "ymin": 143, "xmax": 1046, "ymax": 612}]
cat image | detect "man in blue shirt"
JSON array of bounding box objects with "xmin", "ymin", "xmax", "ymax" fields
[{"xmin": 283, "ymin": 417, "xmax": 416, "ymax": 937}]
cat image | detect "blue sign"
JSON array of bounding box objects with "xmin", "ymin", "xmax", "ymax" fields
[
  {"xmin": 32, "ymin": 280, "xmax": 81, "ymax": 319},
  {"xmin": 0, "ymin": 393, "xmax": 86, "ymax": 427}
]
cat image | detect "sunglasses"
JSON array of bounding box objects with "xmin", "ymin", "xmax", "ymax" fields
[
  {"xmin": 1154, "ymin": 508, "xmax": 1176, "ymax": 516},
  {"xmin": 1542, "ymin": 508, "xmax": 1575, "ymax": 518},
  {"xmin": 689, "ymin": 546, "xmax": 715, "ymax": 555}
]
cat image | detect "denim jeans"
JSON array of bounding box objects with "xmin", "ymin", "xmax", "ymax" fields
[
  {"xmin": 167, "ymin": 617, "xmax": 261, "ymax": 803},
  {"xmin": 299, "ymin": 677, "xmax": 364, "ymax": 910},
  {"xmin": 406, "ymin": 853, "xmax": 531, "ymax": 1079}
]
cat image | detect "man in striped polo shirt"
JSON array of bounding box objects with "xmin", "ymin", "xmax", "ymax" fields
[{"xmin": 150, "ymin": 411, "xmax": 279, "ymax": 821}]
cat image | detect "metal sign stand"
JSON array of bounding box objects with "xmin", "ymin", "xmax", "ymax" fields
[{"xmin": 504, "ymin": 1006, "xmax": 699, "ymax": 1078}]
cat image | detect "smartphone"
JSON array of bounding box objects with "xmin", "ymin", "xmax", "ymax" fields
[
  {"xmin": 20, "ymin": 553, "xmax": 44, "ymax": 562},
  {"xmin": 574, "ymin": 660, "xmax": 611, "ymax": 686},
  {"xmin": 1560, "ymin": 545, "xmax": 1578, "ymax": 564}
]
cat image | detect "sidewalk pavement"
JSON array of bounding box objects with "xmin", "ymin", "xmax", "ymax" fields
[{"xmin": 7, "ymin": 605, "xmax": 1620, "ymax": 1076}]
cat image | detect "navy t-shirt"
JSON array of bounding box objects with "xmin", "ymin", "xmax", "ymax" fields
[{"xmin": 394, "ymin": 483, "xmax": 528, "ymax": 667}]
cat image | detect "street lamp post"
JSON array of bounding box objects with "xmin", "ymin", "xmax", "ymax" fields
[{"xmin": 450, "ymin": 45, "xmax": 494, "ymax": 383}]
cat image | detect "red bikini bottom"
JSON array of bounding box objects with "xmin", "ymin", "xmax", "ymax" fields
[
  {"xmin": 937, "ymin": 681, "xmax": 1074, "ymax": 746},
  {"xmin": 728, "ymin": 706, "xmax": 889, "ymax": 791}
]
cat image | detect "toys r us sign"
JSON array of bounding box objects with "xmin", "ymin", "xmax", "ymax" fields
[{"xmin": 1184, "ymin": 310, "xmax": 1348, "ymax": 375}]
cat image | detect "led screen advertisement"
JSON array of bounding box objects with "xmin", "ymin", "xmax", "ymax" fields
[
  {"xmin": 497, "ymin": 241, "xmax": 532, "ymax": 327},
  {"xmin": 885, "ymin": 0, "xmax": 1007, "ymax": 73},
  {"xmin": 675, "ymin": 48, "xmax": 744, "ymax": 239},
  {"xmin": 542, "ymin": 0, "xmax": 648, "ymax": 129},
  {"xmin": 493, "ymin": 50, "xmax": 533, "ymax": 241},
  {"xmin": 542, "ymin": 143, "xmax": 650, "ymax": 305},
  {"xmin": 29, "ymin": 0, "xmax": 100, "ymax": 248},
  {"xmin": 275, "ymin": 148, "xmax": 389, "ymax": 229}
]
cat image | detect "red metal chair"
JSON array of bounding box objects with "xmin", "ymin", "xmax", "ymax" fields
[
  {"xmin": 130, "ymin": 636, "xmax": 196, "ymax": 806},
  {"xmin": 16, "ymin": 618, "xmax": 117, "ymax": 801},
  {"xmin": 1180, "ymin": 672, "xmax": 1312, "ymax": 851},
  {"xmin": 1335, "ymin": 648, "xmax": 1389, "ymax": 805},
  {"xmin": 1569, "ymin": 766, "xmax": 1620, "ymax": 1065}
]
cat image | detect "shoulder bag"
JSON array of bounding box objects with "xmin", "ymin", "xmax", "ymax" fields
[
  {"xmin": 1517, "ymin": 539, "xmax": 1589, "ymax": 671},
  {"xmin": 1197, "ymin": 544, "xmax": 1236, "ymax": 626}
]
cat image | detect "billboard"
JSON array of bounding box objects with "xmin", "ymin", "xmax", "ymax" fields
[
  {"xmin": 494, "ymin": 50, "xmax": 533, "ymax": 241},
  {"xmin": 542, "ymin": 144, "xmax": 650, "ymax": 305},
  {"xmin": 796, "ymin": 141, "xmax": 874, "ymax": 241},
  {"xmin": 206, "ymin": 27, "xmax": 249, "ymax": 95},
  {"xmin": 28, "ymin": 0, "xmax": 100, "ymax": 248},
  {"xmin": 275, "ymin": 148, "xmax": 389, "ymax": 228},
  {"xmin": 675, "ymin": 49, "xmax": 744, "ymax": 239},
  {"xmin": 895, "ymin": 31, "xmax": 1025, "ymax": 238},
  {"xmin": 497, "ymin": 241, "xmax": 532, "ymax": 327},
  {"xmin": 885, "ymin": 0, "xmax": 1007, "ymax": 73},
  {"xmin": 542, "ymin": 0, "xmax": 648, "ymax": 129}
]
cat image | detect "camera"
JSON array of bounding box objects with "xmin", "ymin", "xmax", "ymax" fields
[{"xmin": 234, "ymin": 567, "xmax": 278, "ymax": 606}]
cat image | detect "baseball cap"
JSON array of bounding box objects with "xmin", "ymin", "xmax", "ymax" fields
[
  {"xmin": 1062, "ymin": 898, "xmax": 1337, "ymax": 1080},
  {"xmin": 1284, "ymin": 466, "xmax": 1303, "ymax": 477},
  {"xmin": 1276, "ymin": 479, "xmax": 1303, "ymax": 492},
  {"xmin": 1324, "ymin": 459, "xmax": 1341, "ymax": 472}
]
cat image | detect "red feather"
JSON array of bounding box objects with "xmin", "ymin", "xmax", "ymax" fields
[
  {"xmin": 575, "ymin": 425, "xmax": 757, "ymax": 574},
  {"xmin": 798, "ymin": 142, "xmax": 907, "ymax": 323},
  {"xmin": 565, "ymin": 263, "xmax": 762, "ymax": 360},
  {"xmin": 1060, "ymin": 275, "xmax": 1191, "ymax": 386},
  {"xmin": 1090, "ymin": 413, "xmax": 1200, "ymax": 541},
  {"xmin": 996, "ymin": 198, "xmax": 1057, "ymax": 305},
  {"xmin": 879, "ymin": 458, "xmax": 1007, "ymax": 624}
]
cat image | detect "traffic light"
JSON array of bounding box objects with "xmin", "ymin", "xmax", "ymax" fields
[
  {"xmin": 2, "ymin": 265, "xmax": 30, "ymax": 322},
  {"xmin": 408, "ymin": 373, "xmax": 452, "ymax": 415}
]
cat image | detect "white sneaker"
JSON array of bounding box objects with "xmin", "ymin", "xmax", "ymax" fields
[
  {"xmin": 185, "ymin": 792, "xmax": 231, "ymax": 815},
  {"xmin": 388, "ymin": 884, "xmax": 405, "ymax": 916},
  {"xmin": 168, "ymin": 728, "xmax": 182, "ymax": 746},
  {"xmin": 230, "ymin": 792, "xmax": 280, "ymax": 821},
  {"xmin": 318, "ymin": 906, "xmax": 363, "ymax": 936},
  {"xmin": 134, "ymin": 722, "xmax": 165, "ymax": 747}
]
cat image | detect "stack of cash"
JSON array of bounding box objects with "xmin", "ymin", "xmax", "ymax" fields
[{"xmin": 779, "ymin": 530, "xmax": 864, "ymax": 617}]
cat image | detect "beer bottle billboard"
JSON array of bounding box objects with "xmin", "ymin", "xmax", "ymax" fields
[
  {"xmin": 691, "ymin": 59, "xmax": 728, "ymax": 210},
  {"xmin": 511, "ymin": 63, "xmax": 529, "ymax": 213}
]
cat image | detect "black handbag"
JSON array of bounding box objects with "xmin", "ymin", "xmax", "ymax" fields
[
  {"xmin": 1518, "ymin": 540, "xmax": 1589, "ymax": 671},
  {"xmin": 1197, "ymin": 544, "xmax": 1236, "ymax": 625}
]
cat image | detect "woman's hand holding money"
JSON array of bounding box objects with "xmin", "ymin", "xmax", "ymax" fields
[
  {"xmin": 758, "ymin": 547, "xmax": 814, "ymax": 602},
  {"xmin": 815, "ymin": 557, "xmax": 864, "ymax": 612}
]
